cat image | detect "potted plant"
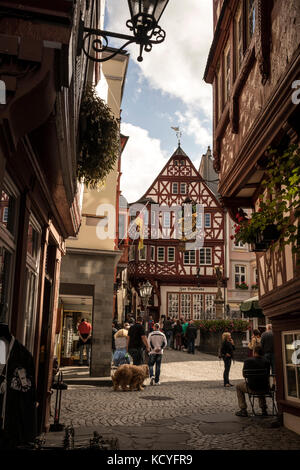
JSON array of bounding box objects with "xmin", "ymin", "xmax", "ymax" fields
[{"xmin": 77, "ymin": 84, "xmax": 120, "ymax": 188}]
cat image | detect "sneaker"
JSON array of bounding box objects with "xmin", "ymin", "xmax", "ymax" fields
[
  {"xmin": 235, "ymin": 409, "xmax": 248, "ymax": 417},
  {"xmin": 154, "ymin": 382, "xmax": 160, "ymax": 386},
  {"xmin": 150, "ymin": 376, "xmax": 155, "ymax": 386}
]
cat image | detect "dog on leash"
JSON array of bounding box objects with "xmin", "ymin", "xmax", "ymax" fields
[{"xmin": 112, "ymin": 364, "xmax": 149, "ymax": 391}]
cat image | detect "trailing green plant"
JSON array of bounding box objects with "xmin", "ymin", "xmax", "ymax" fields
[
  {"xmin": 233, "ymin": 144, "xmax": 300, "ymax": 257},
  {"xmin": 194, "ymin": 319, "xmax": 249, "ymax": 334},
  {"xmin": 77, "ymin": 84, "xmax": 120, "ymax": 188}
]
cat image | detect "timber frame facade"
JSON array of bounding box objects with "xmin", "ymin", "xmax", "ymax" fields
[
  {"xmin": 127, "ymin": 146, "xmax": 226, "ymax": 322},
  {"xmin": 205, "ymin": 0, "xmax": 300, "ymax": 434}
]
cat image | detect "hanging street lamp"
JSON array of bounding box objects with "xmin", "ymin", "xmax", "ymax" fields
[
  {"xmin": 77, "ymin": 0, "xmax": 169, "ymax": 63},
  {"xmin": 139, "ymin": 280, "xmax": 153, "ymax": 317}
]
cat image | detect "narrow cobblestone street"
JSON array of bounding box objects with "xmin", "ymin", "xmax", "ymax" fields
[{"xmin": 45, "ymin": 351, "xmax": 300, "ymax": 451}]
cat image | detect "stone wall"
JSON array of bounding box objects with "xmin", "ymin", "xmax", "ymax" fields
[
  {"xmin": 198, "ymin": 331, "xmax": 249, "ymax": 361},
  {"xmin": 60, "ymin": 250, "xmax": 120, "ymax": 377}
]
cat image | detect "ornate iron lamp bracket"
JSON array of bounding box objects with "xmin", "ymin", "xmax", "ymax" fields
[{"xmin": 77, "ymin": 14, "xmax": 166, "ymax": 63}]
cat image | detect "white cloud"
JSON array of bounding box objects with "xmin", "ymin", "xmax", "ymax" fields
[
  {"xmin": 175, "ymin": 109, "xmax": 212, "ymax": 147},
  {"xmin": 106, "ymin": 0, "xmax": 213, "ymax": 117},
  {"xmin": 120, "ymin": 122, "xmax": 168, "ymax": 203}
]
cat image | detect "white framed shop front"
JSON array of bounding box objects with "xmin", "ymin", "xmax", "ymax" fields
[{"xmin": 160, "ymin": 286, "xmax": 218, "ymax": 320}]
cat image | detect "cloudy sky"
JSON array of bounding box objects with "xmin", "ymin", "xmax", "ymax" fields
[{"xmin": 105, "ymin": 0, "xmax": 213, "ymax": 203}]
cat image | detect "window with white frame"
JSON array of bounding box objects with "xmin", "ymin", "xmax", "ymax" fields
[
  {"xmin": 151, "ymin": 209, "xmax": 156, "ymax": 227},
  {"xmin": 163, "ymin": 212, "xmax": 171, "ymax": 228},
  {"xmin": 174, "ymin": 160, "xmax": 179, "ymax": 166},
  {"xmin": 168, "ymin": 247, "xmax": 175, "ymax": 262},
  {"xmin": 150, "ymin": 246, "xmax": 155, "ymax": 261},
  {"xmin": 204, "ymin": 213, "xmax": 211, "ymax": 228},
  {"xmin": 172, "ymin": 182, "xmax": 178, "ymax": 194},
  {"xmin": 139, "ymin": 246, "xmax": 146, "ymax": 261},
  {"xmin": 129, "ymin": 245, "xmax": 135, "ymax": 261},
  {"xmin": 206, "ymin": 294, "xmax": 216, "ymax": 317},
  {"xmin": 224, "ymin": 41, "xmax": 231, "ymax": 104},
  {"xmin": 23, "ymin": 216, "xmax": 41, "ymax": 354},
  {"xmin": 200, "ymin": 248, "xmax": 212, "ymax": 265},
  {"xmin": 235, "ymin": 265, "xmax": 246, "ymax": 287},
  {"xmin": 0, "ymin": 175, "xmax": 19, "ymax": 323},
  {"xmin": 282, "ymin": 332, "xmax": 300, "ymax": 402},
  {"xmin": 184, "ymin": 250, "xmax": 196, "ymax": 265},
  {"xmin": 181, "ymin": 294, "xmax": 191, "ymax": 319},
  {"xmin": 193, "ymin": 294, "xmax": 204, "ymax": 320},
  {"xmin": 180, "ymin": 160, "xmax": 186, "ymax": 166},
  {"xmin": 180, "ymin": 183, "xmax": 187, "ymax": 194},
  {"xmin": 167, "ymin": 293, "xmax": 179, "ymax": 318},
  {"xmin": 235, "ymin": 4, "xmax": 243, "ymax": 77},
  {"xmin": 217, "ymin": 61, "xmax": 223, "ymax": 121},
  {"xmin": 157, "ymin": 246, "xmax": 165, "ymax": 262}
]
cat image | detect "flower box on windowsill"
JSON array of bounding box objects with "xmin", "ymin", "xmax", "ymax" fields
[
  {"xmin": 236, "ymin": 283, "xmax": 249, "ymax": 290},
  {"xmin": 251, "ymin": 284, "xmax": 258, "ymax": 290}
]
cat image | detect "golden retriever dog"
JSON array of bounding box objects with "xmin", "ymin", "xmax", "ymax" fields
[{"xmin": 112, "ymin": 364, "xmax": 149, "ymax": 391}]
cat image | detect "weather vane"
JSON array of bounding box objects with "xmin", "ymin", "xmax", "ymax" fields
[{"xmin": 171, "ymin": 126, "xmax": 182, "ymax": 146}]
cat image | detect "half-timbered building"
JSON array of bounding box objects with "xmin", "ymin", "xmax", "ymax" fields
[
  {"xmin": 204, "ymin": 0, "xmax": 300, "ymax": 434},
  {"xmin": 128, "ymin": 146, "xmax": 226, "ymax": 322}
]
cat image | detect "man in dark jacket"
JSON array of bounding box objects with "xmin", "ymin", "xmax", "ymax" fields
[
  {"xmin": 235, "ymin": 345, "xmax": 271, "ymax": 417},
  {"xmin": 127, "ymin": 317, "xmax": 150, "ymax": 365},
  {"xmin": 185, "ymin": 320, "xmax": 198, "ymax": 354}
]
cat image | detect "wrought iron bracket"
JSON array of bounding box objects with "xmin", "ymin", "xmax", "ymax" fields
[{"xmin": 77, "ymin": 17, "xmax": 166, "ymax": 63}]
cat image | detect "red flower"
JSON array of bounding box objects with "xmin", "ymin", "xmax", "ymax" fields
[{"xmin": 230, "ymin": 235, "xmax": 234, "ymax": 240}]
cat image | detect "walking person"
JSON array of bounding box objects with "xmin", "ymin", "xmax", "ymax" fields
[
  {"xmin": 163, "ymin": 316, "xmax": 173, "ymax": 349},
  {"xmin": 113, "ymin": 324, "xmax": 130, "ymax": 367},
  {"xmin": 127, "ymin": 316, "xmax": 150, "ymax": 365},
  {"xmin": 185, "ymin": 320, "xmax": 197, "ymax": 354},
  {"xmin": 148, "ymin": 323, "xmax": 167, "ymax": 386},
  {"xmin": 221, "ymin": 332, "xmax": 235, "ymax": 387},
  {"xmin": 174, "ymin": 320, "xmax": 183, "ymax": 351},
  {"xmin": 261, "ymin": 324, "xmax": 275, "ymax": 375},
  {"xmin": 78, "ymin": 318, "xmax": 92, "ymax": 366}
]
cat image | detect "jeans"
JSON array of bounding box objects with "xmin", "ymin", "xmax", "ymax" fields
[
  {"xmin": 223, "ymin": 356, "xmax": 232, "ymax": 385},
  {"xmin": 79, "ymin": 342, "xmax": 91, "ymax": 365},
  {"xmin": 165, "ymin": 330, "xmax": 173, "ymax": 348},
  {"xmin": 148, "ymin": 354, "xmax": 162, "ymax": 384},
  {"xmin": 187, "ymin": 338, "xmax": 195, "ymax": 354},
  {"xmin": 129, "ymin": 348, "xmax": 144, "ymax": 365},
  {"xmin": 264, "ymin": 353, "xmax": 275, "ymax": 375}
]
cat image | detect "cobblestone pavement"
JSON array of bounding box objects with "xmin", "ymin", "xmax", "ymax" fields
[{"xmin": 46, "ymin": 349, "xmax": 300, "ymax": 451}]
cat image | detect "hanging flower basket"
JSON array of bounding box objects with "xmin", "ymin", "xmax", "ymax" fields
[{"xmin": 77, "ymin": 84, "xmax": 120, "ymax": 189}]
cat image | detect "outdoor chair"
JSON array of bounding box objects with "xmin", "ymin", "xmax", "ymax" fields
[{"xmin": 243, "ymin": 368, "xmax": 278, "ymax": 417}]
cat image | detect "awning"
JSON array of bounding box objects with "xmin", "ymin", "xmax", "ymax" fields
[{"xmin": 240, "ymin": 296, "xmax": 264, "ymax": 318}]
